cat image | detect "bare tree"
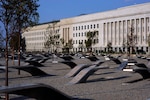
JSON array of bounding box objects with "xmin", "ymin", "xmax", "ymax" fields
[
  {"xmin": 78, "ymin": 41, "xmax": 84, "ymax": 52},
  {"xmin": 0, "ymin": 0, "xmax": 39, "ymax": 99},
  {"xmin": 147, "ymin": 34, "xmax": 150, "ymax": 55},
  {"xmin": 44, "ymin": 21, "xmax": 60, "ymax": 53},
  {"xmin": 127, "ymin": 24, "xmax": 137, "ymax": 58},
  {"xmin": 0, "ymin": 26, "xmax": 4, "ymax": 49}
]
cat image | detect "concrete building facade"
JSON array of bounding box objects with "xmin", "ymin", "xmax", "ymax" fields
[{"xmin": 22, "ymin": 2, "xmax": 150, "ymax": 54}]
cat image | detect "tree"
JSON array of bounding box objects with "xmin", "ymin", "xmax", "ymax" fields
[
  {"xmin": 107, "ymin": 41, "xmax": 112, "ymax": 53},
  {"xmin": 44, "ymin": 21, "xmax": 60, "ymax": 53},
  {"xmin": 9, "ymin": 33, "xmax": 20, "ymax": 65},
  {"xmin": 21, "ymin": 37, "xmax": 26, "ymax": 52},
  {"xmin": 63, "ymin": 39, "xmax": 73, "ymax": 53},
  {"xmin": 0, "ymin": 0, "xmax": 39, "ymax": 99},
  {"xmin": 78, "ymin": 41, "xmax": 84, "ymax": 52},
  {"xmin": 9, "ymin": 33, "xmax": 19, "ymax": 51},
  {"xmin": 147, "ymin": 34, "xmax": 150, "ymax": 55},
  {"xmin": 60, "ymin": 38, "xmax": 65, "ymax": 46},
  {"xmin": 122, "ymin": 38, "xmax": 127, "ymax": 53},
  {"xmin": 85, "ymin": 31, "xmax": 98, "ymax": 52},
  {"xmin": 0, "ymin": 27, "xmax": 4, "ymax": 49},
  {"xmin": 126, "ymin": 24, "xmax": 137, "ymax": 58}
]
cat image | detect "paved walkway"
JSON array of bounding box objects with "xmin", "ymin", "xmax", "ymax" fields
[{"xmin": 0, "ymin": 56, "xmax": 150, "ymax": 100}]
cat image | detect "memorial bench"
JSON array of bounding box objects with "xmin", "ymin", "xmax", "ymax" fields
[
  {"xmin": 0, "ymin": 83, "xmax": 72, "ymax": 100},
  {"xmin": 118, "ymin": 61, "xmax": 150, "ymax": 79},
  {"xmin": 60, "ymin": 61, "xmax": 77, "ymax": 69},
  {"xmin": 0, "ymin": 66, "xmax": 5, "ymax": 71},
  {"xmin": 86, "ymin": 56, "xmax": 99, "ymax": 61},
  {"xmin": 10, "ymin": 66, "xmax": 51, "ymax": 77},
  {"xmin": 68, "ymin": 64, "xmax": 109, "ymax": 84},
  {"xmin": 60, "ymin": 56, "xmax": 74, "ymax": 61},
  {"xmin": 65, "ymin": 60, "xmax": 105, "ymax": 78},
  {"xmin": 24, "ymin": 60, "xmax": 44, "ymax": 67}
]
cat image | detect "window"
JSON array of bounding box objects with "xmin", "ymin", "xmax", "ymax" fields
[
  {"xmin": 82, "ymin": 26, "xmax": 83, "ymax": 30},
  {"xmin": 87, "ymin": 25, "xmax": 89, "ymax": 29},
  {"xmin": 94, "ymin": 24, "xmax": 95, "ymax": 29},
  {"xmin": 84, "ymin": 25, "xmax": 86, "ymax": 29},
  {"xmin": 146, "ymin": 17, "xmax": 149, "ymax": 23},
  {"xmin": 79, "ymin": 26, "xmax": 80, "ymax": 30},
  {"xmin": 82, "ymin": 32, "xmax": 83, "ymax": 37},
  {"xmin": 141, "ymin": 18, "xmax": 144, "ymax": 23},
  {"xmin": 97, "ymin": 24, "xmax": 99, "ymax": 28}
]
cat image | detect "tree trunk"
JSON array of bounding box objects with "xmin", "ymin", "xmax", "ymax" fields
[
  {"xmin": 18, "ymin": 32, "xmax": 21, "ymax": 75},
  {"xmin": 12, "ymin": 48, "xmax": 14, "ymax": 65},
  {"xmin": 5, "ymin": 28, "xmax": 9, "ymax": 100}
]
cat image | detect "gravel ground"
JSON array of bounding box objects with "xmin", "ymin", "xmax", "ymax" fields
[{"xmin": 0, "ymin": 56, "xmax": 150, "ymax": 100}]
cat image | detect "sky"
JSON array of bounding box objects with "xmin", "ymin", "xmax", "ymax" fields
[{"xmin": 37, "ymin": 0, "xmax": 150, "ymax": 23}]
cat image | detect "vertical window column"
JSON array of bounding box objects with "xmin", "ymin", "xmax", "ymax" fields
[
  {"xmin": 136, "ymin": 19, "xmax": 140, "ymax": 44},
  {"xmin": 145, "ymin": 17, "xmax": 148, "ymax": 43},
  {"xmin": 107, "ymin": 22, "xmax": 109, "ymax": 43},
  {"xmin": 103, "ymin": 23, "xmax": 106, "ymax": 45},
  {"xmin": 119, "ymin": 21, "xmax": 121, "ymax": 45},
  {"xmin": 115, "ymin": 21, "xmax": 117, "ymax": 45},
  {"xmin": 68, "ymin": 28, "xmax": 69, "ymax": 43},
  {"xmin": 141, "ymin": 18, "xmax": 144, "ymax": 44},
  {"xmin": 111, "ymin": 22, "xmax": 113, "ymax": 44}
]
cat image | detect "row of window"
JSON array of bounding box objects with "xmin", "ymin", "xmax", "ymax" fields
[
  {"xmin": 24, "ymin": 29, "xmax": 60, "ymax": 37},
  {"xmin": 73, "ymin": 31, "xmax": 99, "ymax": 37},
  {"xmin": 24, "ymin": 32, "xmax": 45, "ymax": 37},
  {"xmin": 73, "ymin": 24, "xmax": 99, "ymax": 31},
  {"xmin": 27, "ymin": 43, "xmax": 44, "ymax": 47},
  {"xmin": 26, "ymin": 37, "xmax": 45, "ymax": 41},
  {"xmin": 73, "ymin": 39, "xmax": 99, "ymax": 45}
]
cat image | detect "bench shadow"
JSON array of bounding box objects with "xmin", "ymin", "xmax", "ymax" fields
[
  {"xmin": 124, "ymin": 78, "xmax": 144, "ymax": 83},
  {"xmin": 93, "ymin": 71, "xmax": 116, "ymax": 76},
  {"xmin": 86, "ymin": 76, "xmax": 130, "ymax": 83},
  {"xmin": 6, "ymin": 74, "xmax": 56, "ymax": 80},
  {"xmin": 10, "ymin": 96, "xmax": 93, "ymax": 100}
]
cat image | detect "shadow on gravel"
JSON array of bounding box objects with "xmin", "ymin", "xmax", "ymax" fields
[
  {"xmin": 125, "ymin": 78, "xmax": 144, "ymax": 83},
  {"xmin": 4, "ymin": 74, "xmax": 56, "ymax": 81},
  {"xmin": 87, "ymin": 76, "xmax": 130, "ymax": 83},
  {"xmin": 10, "ymin": 96, "xmax": 93, "ymax": 100},
  {"xmin": 93, "ymin": 71, "xmax": 116, "ymax": 76}
]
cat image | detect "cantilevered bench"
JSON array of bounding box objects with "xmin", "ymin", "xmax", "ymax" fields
[
  {"xmin": 109, "ymin": 57, "xmax": 122, "ymax": 64},
  {"xmin": 86, "ymin": 56, "xmax": 99, "ymax": 61},
  {"xmin": 0, "ymin": 83, "xmax": 72, "ymax": 100},
  {"xmin": 0, "ymin": 64, "xmax": 7, "ymax": 72},
  {"xmin": 0, "ymin": 67, "xmax": 5, "ymax": 73},
  {"xmin": 68, "ymin": 64, "xmax": 109, "ymax": 84},
  {"xmin": 60, "ymin": 56, "xmax": 74, "ymax": 61},
  {"xmin": 10, "ymin": 66, "xmax": 51, "ymax": 76},
  {"xmin": 118, "ymin": 61, "xmax": 128, "ymax": 70},
  {"xmin": 119, "ymin": 62, "xmax": 150, "ymax": 79},
  {"xmin": 134, "ymin": 63, "xmax": 150, "ymax": 79},
  {"xmin": 60, "ymin": 61, "xmax": 77, "ymax": 69},
  {"xmin": 24, "ymin": 60, "xmax": 44, "ymax": 67},
  {"xmin": 65, "ymin": 60, "xmax": 105, "ymax": 78},
  {"xmin": 38, "ymin": 58, "xmax": 49, "ymax": 63}
]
